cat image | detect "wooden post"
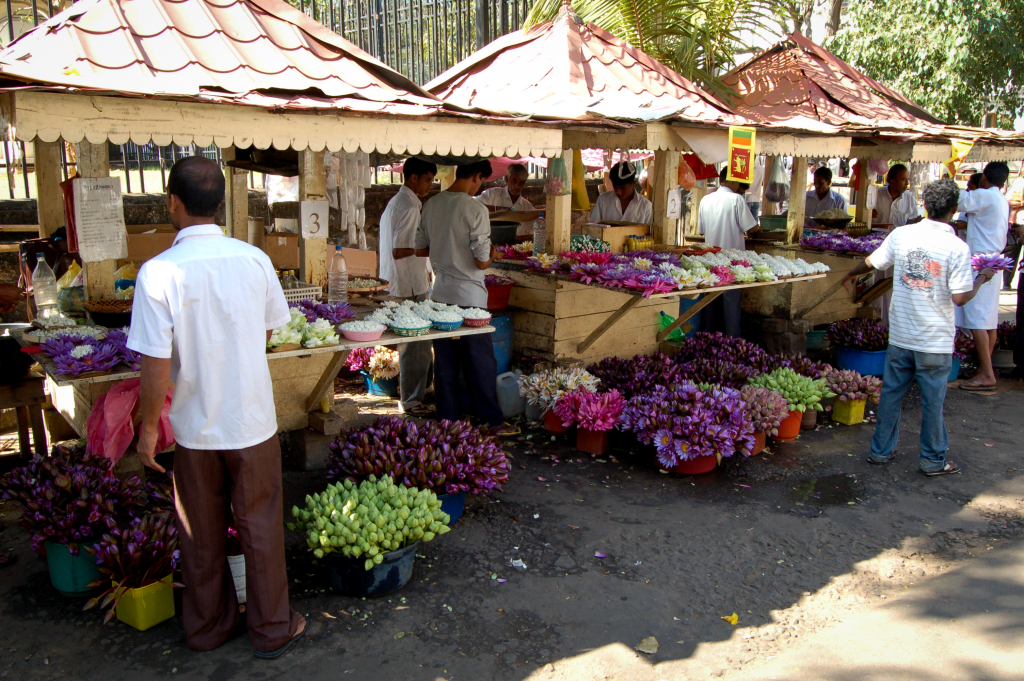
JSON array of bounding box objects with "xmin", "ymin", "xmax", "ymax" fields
[
  {"xmin": 298, "ymin": 148, "xmax": 328, "ymax": 288},
  {"xmin": 652, "ymin": 149, "xmax": 680, "ymax": 245},
  {"xmin": 76, "ymin": 140, "xmax": 116, "ymax": 300},
  {"xmin": 221, "ymin": 146, "xmax": 248, "ymax": 241},
  {"xmin": 689, "ymin": 180, "xmax": 706, "ymax": 235},
  {"xmin": 761, "ymin": 155, "xmax": 778, "ymax": 216},
  {"xmin": 855, "ymin": 158, "xmax": 872, "ymax": 228},
  {"xmin": 786, "ymin": 157, "xmax": 807, "ymax": 244},
  {"xmin": 544, "ymin": 149, "xmax": 572, "ymax": 255},
  {"xmin": 34, "ymin": 139, "xmax": 64, "ymax": 238}
]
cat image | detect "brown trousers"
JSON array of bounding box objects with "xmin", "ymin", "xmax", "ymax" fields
[{"xmin": 173, "ymin": 435, "xmax": 304, "ymax": 653}]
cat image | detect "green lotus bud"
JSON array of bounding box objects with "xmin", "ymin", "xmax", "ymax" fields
[{"xmin": 423, "ymin": 531, "xmax": 435, "ymax": 542}]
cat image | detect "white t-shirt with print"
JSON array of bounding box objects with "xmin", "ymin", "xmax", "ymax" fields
[{"xmin": 867, "ymin": 219, "xmax": 974, "ymax": 354}]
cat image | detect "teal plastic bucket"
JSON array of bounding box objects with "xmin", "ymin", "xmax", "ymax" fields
[
  {"xmin": 836, "ymin": 347, "xmax": 887, "ymax": 377},
  {"xmin": 491, "ymin": 313, "xmax": 513, "ymax": 375},
  {"xmin": 361, "ymin": 371, "xmax": 399, "ymax": 397},
  {"xmin": 949, "ymin": 356, "xmax": 961, "ymax": 382},
  {"xmin": 46, "ymin": 541, "xmax": 100, "ymax": 598},
  {"xmin": 806, "ymin": 330, "xmax": 829, "ymax": 350}
]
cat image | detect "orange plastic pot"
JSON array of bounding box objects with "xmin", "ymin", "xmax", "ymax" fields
[
  {"xmin": 751, "ymin": 431, "xmax": 767, "ymax": 455},
  {"xmin": 543, "ymin": 409, "xmax": 569, "ymax": 434},
  {"xmin": 665, "ymin": 454, "xmax": 718, "ymax": 475},
  {"xmin": 772, "ymin": 411, "xmax": 802, "ymax": 442},
  {"xmin": 576, "ymin": 428, "xmax": 610, "ymax": 455}
]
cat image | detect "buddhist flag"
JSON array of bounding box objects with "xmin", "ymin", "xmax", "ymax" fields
[
  {"xmin": 727, "ymin": 126, "xmax": 757, "ymax": 183},
  {"xmin": 942, "ymin": 139, "xmax": 975, "ymax": 179}
]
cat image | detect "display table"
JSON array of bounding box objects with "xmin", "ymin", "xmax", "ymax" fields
[
  {"xmin": 14, "ymin": 324, "xmax": 494, "ymax": 438},
  {"xmin": 490, "ymin": 260, "xmax": 825, "ymax": 363}
]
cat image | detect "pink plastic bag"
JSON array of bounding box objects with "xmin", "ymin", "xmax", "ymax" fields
[{"xmin": 86, "ymin": 378, "xmax": 174, "ymax": 466}]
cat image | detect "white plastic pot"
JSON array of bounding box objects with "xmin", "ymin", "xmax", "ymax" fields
[{"xmin": 227, "ymin": 554, "xmax": 246, "ymax": 605}]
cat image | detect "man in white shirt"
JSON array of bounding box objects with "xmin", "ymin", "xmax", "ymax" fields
[
  {"xmin": 476, "ymin": 163, "xmax": 535, "ymax": 236},
  {"xmin": 415, "ymin": 160, "xmax": 516, "ymax": 437},
  {"xmin": 744, "ymin": 157, "xmax": 765, "ymax": 219},
  {"xmin": 589, "ymin": 161, "xmax": 654, "ymax": 225},
  {"xmin": 804, "ymin": 166, "xmax": 848, "ymax": 228},
  {"xmin": 870, "ymin": 164, "xmax": 922, "ymax": 227},
  {"xmin": 841, "ymin": 178, "xmax": 995, "ymax": 476},
  {"xmin": 129, "ymin": 157, "xmax": 305, "ymax": 658},
  {"xmin": 379, "ymin": 157, "xmax": 437, "ymax": 415},
  {"xmin": 957, "ymin": 162, "xmax": 1011, "ymax": 390},
  {"xmin": 698, "ymin": 166, "xmax": 759, "ymax": 336}
]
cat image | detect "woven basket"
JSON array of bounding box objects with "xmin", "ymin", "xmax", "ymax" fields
[
  {"xmin": 463, "ymin": 317, "xmax": 491, "ymax": 328},
  {"xmin": 431, "ymin": 320, "xmax": 463, "ymax": 332},
  {"xmin": 83, "ymin": 299, "xmax": 133, "ymax": 314},
  {"xmin": 390, "ymin": 325, "xmax": 432, "ymax": 338}
]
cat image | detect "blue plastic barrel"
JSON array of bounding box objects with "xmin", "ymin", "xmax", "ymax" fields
[
  {"xmin": 677, "ymin": 295, "xmax": 704, "ymax": 338},
  {"xmin": 836, "ymin": 347, "xmax": 887, "ymax": 377},
  {"xmin": 491, "ymin": 313, "xmax": 513, "ymax": 375}
]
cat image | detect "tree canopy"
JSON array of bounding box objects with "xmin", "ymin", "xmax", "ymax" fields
[
  {"xmin": 526, "ymin": 0, "xmax": 778, "ymax": 98},
  {"xmin": 827, "ymin": 0, "xmax": 1024, "ymax": 126}
]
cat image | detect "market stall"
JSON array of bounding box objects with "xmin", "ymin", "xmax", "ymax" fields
[
  {"xmin": 427, "ymin": 5, "xmax": 843, "ymax": 364},
  {"xmin": 0, "ymin": 0, "xmax": 573, "ymax": 452},
  {"xmin": 715, "ymin": 33, "xmax": 1024, "ymax": 344}
]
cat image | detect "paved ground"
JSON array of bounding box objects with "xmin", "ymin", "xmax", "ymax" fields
[{"xmin": 2, "ymin": 369, "xmax": 1023, "ymax": 681}]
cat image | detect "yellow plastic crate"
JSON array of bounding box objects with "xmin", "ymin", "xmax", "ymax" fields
[
  {"xmin": 832, "ymin": 398, "xmax": 866, "ymax": 426},
  {"xmin": 114, "ymin": 575, "xmax": 175, "ymax": 631}
]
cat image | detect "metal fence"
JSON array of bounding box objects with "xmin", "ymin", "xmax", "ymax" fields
[
  {"xmin": 0, "ymin": 0, "xmax": 528, "ymax": 198},
  {"xmin": 299, "ymin": 0, "xmax": 529, "ymax": 84}
]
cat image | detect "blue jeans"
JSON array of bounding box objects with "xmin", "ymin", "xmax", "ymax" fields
[{"xmin": 869, "ymin": 345, "xmax": 952, "ymax": 472}]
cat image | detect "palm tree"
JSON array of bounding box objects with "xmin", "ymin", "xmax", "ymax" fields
[{"xmin": 526, "ymin": 0, "xmax": 780, "ymax": 97}]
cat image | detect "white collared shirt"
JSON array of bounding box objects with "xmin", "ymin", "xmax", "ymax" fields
[
  {"xmin": 476, "ymin": 187, "xmax": 536, "ymax": 236},
  {"xmin": 698, "ymin": 186, "xmax": 758, "ymax": 250},
  {"xmin": 379, "ymin": 185, "xmax": 430, "ymax": 298},
  {"xmin": 127, "ymin": 224, "xmax": 290, "ymax": 450},
  {"xmin": 960, "ymin": 186, "xmax": 1010, "ymax": 253},
  {"xmin": 804, "ymin": 189, "xmax": 848, "ymax": 228},
  {"xmin": 589, "ymin": 189, "xmax": 654, "ymax": 225},
  {"xmin": 869, "ymin": 185, "xmax": 921, "ymax": 226}
]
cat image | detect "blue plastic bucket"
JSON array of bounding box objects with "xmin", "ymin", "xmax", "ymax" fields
[
  {"xmin": 491, "ymin": 313, "xmax": 513, "ymax": 375},
  {"xmin": 361, "ymin": 371, "xmax": 399, "ymax": 397},
  {"xmin": 46, "ymin": 541, "xmax": 101, "ymax": 598},
  {"xmin": 836, "ymin": 347, "xmax": 887, "ymax": 377},
  {"xmin": 676, "ymin": 295, "xmax": 704, "ymax": 339},
  {"xmin": 437, "ymin": 490, "xmax": 466, "ymax": 525},
  {"xmin": 949, "ymin": 356, "xmax": 961, "ymax": 382},
  {"xmin": 327, "ymin": 542, "xmax": 418, "ymax": 597}
]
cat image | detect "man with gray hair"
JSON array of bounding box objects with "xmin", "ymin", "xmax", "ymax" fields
[
  {"xmin": 477, "ymin": 162, "xmax": 535, "ymax": 236},
  {"xmin": 841, "ymin": 179, "xmax": 996, "ymax": 476}
]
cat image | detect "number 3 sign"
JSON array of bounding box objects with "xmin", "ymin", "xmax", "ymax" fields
[{"xmin": 301, "ymin": 200, "xmax": 330, "ymax": 238}]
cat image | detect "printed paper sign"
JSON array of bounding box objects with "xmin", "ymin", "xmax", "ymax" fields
[
  {"xmin": 73, "ymin": 177, "xmax": 128, "ymax": 263},
  {"xmin": 300, "ymin": 200, "xmax": 330, "ymax": 238},
  {"xmin": 726, "ymin": 126, "xmax": 758, "ymax": 183},
  {"xmin": 666, "ymin": 188, "xmax": 683, "ymax": 219}
]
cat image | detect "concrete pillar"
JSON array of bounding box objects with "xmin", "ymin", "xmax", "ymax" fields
[
  {"xmin": 786, "ymin": 157, "xmax": 807, "ymax": 244},
  {"xmin": 544, "ymin": 149, "xmax": 572, "ymax": 255},
  {"xmin": 34, "ymin": 139, "xmax": 64, "ymax": 238},
  {"xmin": 221, "ymin": 146, "xmax": 249, "ymax": 241},
  {"xmin": 651, "ymin": 149, "xmax": 680, "ymax": 245},
  {"xmin": 298, "ymin": 148, "xmax": 328, "ymax": 288}
]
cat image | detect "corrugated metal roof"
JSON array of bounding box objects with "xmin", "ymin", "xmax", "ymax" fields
[
  {"xmin": 426, "ymin": 6, "xmax": 742, "ymax": 126},
  {"xmin": 722, "ymin": 34, "xmax": 939, "ymax": 132},
  {"xmin": 0, "ymin": 0, "xmax": 443, "ymax": 116}
]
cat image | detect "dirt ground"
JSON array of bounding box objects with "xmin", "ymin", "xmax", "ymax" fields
[{"xmin": 1, "ymin": 379, "xmax": 1023, "ymax": 681}]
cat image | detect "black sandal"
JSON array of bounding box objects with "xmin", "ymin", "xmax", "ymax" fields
[{"xmin": 254, "ymin": 623, "xmax": 307, "ymax": 660}]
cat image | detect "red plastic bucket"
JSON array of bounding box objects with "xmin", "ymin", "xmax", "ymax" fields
[{"xmin": 486, "ymin": 283, "xmax": 513, "ymax": 310}]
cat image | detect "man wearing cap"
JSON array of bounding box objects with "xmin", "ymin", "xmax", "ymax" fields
[{"xmin": 590, "ymin": 161, "xmax": 654, "ymax": 225}]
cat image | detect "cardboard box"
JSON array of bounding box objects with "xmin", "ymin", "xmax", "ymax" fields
[
  {"xmin": 264, "ymin": 234, "xmax": 300, "ymax": 270},
  {"xmin": 341, "ymin": 247, "xmax": 377, "ymax": 277},
  {"xmin": 585, "ymin": 222, "xmax": 650, "ymax": 254},
  {"xmin": 126, "ymin": 224, "xmax": 177, "ymax": 262}
]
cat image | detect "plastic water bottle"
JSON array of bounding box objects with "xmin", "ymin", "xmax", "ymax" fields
[
  {"xmin": 281, "ymin": 271, "xmax": 299, "ymax": 290},
  {"xmin": 328, "ymin": 245, "xmax": 349, "ymax": 303},
  {"xmin": 32, "ymin": 258, "xmax": 59, "ymax": 317},
  {"xmin": 532, "ymin": 213, "xmax": 546, "ymax": 255}
]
